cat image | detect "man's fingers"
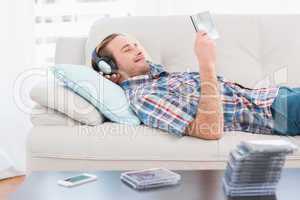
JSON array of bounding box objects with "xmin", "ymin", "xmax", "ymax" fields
[
  {"xmin": 201, "ymin": 32, "xmax": 207, "ymax": 36},
  {"xmin": 104, "ymin": 73, "xmax": 121, "ymax": 83},
  {"xmin": 113, "ymin": 73, "xmax": 120, "ymax": 78},
  {"xmin": 197, "ymin": 31, "xmax": 208, "ymax": 36},
  {"xmin": 196, "ymin": 32, "xmax": 211, "ymax": 42}
]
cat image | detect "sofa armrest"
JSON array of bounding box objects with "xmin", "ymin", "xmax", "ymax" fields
[{"xmin": 55, "ymin": 36, "xmax": 87, "ymax": 65}]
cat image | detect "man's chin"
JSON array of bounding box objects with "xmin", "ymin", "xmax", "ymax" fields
[
  {"xmin": 135, "ymin": 61, "xmax": 147, "ymax": 68},
  {"xmin": 133, "ymin": 63, "xmax": 149, "ymax": 75}
]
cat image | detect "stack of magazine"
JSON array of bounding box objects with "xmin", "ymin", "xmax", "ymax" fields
[
  {"xmin": 223, "ymin": 140, "xmax": 298, "ymax": 197},
  {"xmin": 120, "ymin": 168, "xmax": 181, "ymax": 190}
]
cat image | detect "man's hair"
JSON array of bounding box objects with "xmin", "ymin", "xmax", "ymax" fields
[{"xmin": 91, "ymin": 33, "xmax": 123, "ymax": 72}]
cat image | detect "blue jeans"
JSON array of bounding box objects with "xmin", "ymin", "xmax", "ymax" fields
[{"xmin": 271, "ymin": 86, "xmax": 300, "ymax": 136}]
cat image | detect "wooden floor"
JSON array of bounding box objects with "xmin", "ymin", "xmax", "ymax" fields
[{"xmin": 0, "ymin": 176, "xmax": 26, "ymax": 200}]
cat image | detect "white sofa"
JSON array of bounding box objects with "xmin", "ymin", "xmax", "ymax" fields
[{"xmin": 27, "ymin": 14, "xmax": 300, "ymax": 171}]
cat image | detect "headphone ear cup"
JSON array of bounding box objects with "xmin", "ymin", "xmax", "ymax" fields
[
  {"xmin": 92, "ymin": 47, "xmax": 118, "ymax": 75},
  {"xmin": 97, "ymin": 60, "xmax": 113, "ymax": 74},
  {"xmin": 97, "ymin": 56, "xmax": 118, "ymax": 75},
  {"xmin": 108, "ymin": 59, "xmax": 118, "ymax": 72}
]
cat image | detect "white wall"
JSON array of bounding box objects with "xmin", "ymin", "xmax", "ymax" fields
[
  {"xmin": 169, "ymin": 0, "xmax": 300, "ymax": 14},
  {"xmin": 135, "ymin": 0, "xmax": 160, "ymax": 16},
  {"xmin": 136, "ymin": 0, "xmax": 300, "ymax": 15},
  {"xmin": 0, "ymin": 0, "xmax": 34, "ymax": 170}
]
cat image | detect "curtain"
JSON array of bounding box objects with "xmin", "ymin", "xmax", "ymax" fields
[{"xmin": 0, "ymin": 0, "xmax": 34, "ymax": 171}]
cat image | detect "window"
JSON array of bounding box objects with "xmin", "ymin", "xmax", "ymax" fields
[{"xmin": 34, "ymin": 0, "xmax": 136, "ymax": 66}]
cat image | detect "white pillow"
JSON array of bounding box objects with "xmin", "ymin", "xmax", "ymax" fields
[
  {"xmin": 30, "ymin": 76, "xmax": 105, "ymax": 125},
  {"xmin": 30, "ymin": 104, "xmax": 81, "ymax": 126},
  {"xmin": 52, "ymin": 64, "xmax": 140, "ymax": 125}
]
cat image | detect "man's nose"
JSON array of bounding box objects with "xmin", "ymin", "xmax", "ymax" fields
[{"xmin": 135, "ymin": 50, "xmax": 142, "ymax": 56}]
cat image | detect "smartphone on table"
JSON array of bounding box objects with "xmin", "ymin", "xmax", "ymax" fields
[{"xmin": 57, "ymin": 173, "xmax": 98, "ymax": 187}]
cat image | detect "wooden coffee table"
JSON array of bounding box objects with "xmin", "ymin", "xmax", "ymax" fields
[{"xmin": 5, "ymin": 169, "xmax": 300, "ymax": 200}]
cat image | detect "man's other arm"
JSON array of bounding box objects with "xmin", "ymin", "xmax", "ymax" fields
[{"xmin": 186, "ymin": 31, "xmax": 224, "ymax": 140}]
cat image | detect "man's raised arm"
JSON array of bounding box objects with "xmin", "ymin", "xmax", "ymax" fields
[{"xmin": 186, "ymin": 31, "xmax": 224, "ymax": 140}]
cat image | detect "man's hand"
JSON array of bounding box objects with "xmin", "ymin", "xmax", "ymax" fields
[
  {"xmin": 104, "ymin": 73, "xmax": 121, "ymax": 84},
  {"xmin": 194, "ymin": 31, "xmax": 216, "ymax": 69},
  {"xmin": 186, "ymin": 31, "xmax": 224, "ymax": 140}
]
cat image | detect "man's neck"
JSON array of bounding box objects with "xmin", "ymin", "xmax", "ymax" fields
[{"xmin": 118, "ymin": 62, "xmax": 150, "ymax": 84}]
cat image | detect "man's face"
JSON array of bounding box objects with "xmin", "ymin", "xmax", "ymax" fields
[{"xmin": 106, "ymin": 35, "xmax": 149, "ymax": 78}]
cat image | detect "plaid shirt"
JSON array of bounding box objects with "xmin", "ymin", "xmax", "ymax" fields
[{"xmin": 120, "ymin": 60, "xmax": 280, "ymax": 137}]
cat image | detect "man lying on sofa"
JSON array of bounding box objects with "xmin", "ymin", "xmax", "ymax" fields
[{"xmin": 91, "ymin": 32, "xmax": 300, "ymax": 140}]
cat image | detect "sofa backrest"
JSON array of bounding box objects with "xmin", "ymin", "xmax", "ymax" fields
[{"xmin": 56, "ymin": 15, "xmax": 300, "ymax": 88}]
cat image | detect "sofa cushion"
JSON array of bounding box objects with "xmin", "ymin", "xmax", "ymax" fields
[
  {"xmin": 28, "ymin": 123, "xmax": 300, "ymax": 163},
  {"xmin": 260, "ymin": 15, "xmax": 300, "ymax": 87}
]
